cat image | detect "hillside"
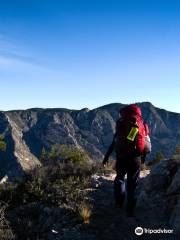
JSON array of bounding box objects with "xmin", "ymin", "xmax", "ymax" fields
[
  {"xmin": 0, "ymin": 102, "xmax": 180, "ymax": 179},
  {"xmin": 0, "ymin": 155, "xmax": 179, "ymax": 240}
]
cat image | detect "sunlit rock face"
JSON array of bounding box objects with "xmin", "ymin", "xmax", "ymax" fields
[{"xmin": 0, "ymin": 102, "xmax": 180, "ymax": 179}]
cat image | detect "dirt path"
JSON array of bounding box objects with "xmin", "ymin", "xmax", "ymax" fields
[{"xmin": 89, "ymin": 171, "xmax": 177, "ymax": 240}]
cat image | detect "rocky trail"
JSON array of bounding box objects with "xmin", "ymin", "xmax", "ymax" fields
[{"xmin": 88, "ymin": 169, "xmax": 179, "ymax": 240}]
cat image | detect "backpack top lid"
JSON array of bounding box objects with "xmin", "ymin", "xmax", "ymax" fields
[{"xmin": 120, "ymin": 104, "xmax": 142, "ymax": 120}]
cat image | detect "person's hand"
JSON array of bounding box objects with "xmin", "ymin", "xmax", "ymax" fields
[
  {"xmin": 102, "ymin": 157, "xmax": 108, "ymax": 168},
  {"xmin": 102, "ymin": 162, "xmax": 107, "ymax": 168}
]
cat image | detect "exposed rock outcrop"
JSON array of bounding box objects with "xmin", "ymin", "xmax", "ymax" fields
[
  {"xmin": 5, "ymin": 113, "xmax": 41, "ymax": 172},
  {"xmin": 137, "ymin": 158, "xmax": 180, "ymax": 234}
]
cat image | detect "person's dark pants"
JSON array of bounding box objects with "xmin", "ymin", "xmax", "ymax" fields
[{"xmin": 114, "ymin": 153, "xmax": 141, "ymax": 214}]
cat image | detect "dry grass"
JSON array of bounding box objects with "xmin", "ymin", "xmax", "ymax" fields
[
  {"xmin": 171, "ymin": 154, "xmax": 180, "ymax": 163},
  {"xmin": 78, "ymin": 203, "xmax": 92, "ymax": 224},
  {"xmin": 0, "ymin": 202, "xmax": 15, "ymax": 240}
]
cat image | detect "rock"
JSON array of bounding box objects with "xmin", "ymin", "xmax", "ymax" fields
[
  {"xmin": 43, "ymin": 207, "xmax": 52, "ymax": 215},
  {"xmin": 0, "ymin": 175, "xmax": 9, "ymax": 184},
  {"xmin": 143, "ymin": 159, "xmax": 178, "ymax": 193},
  {"xmin": 167, "ymin": 168, "xmax": 180, "ymax": 195},
  {"xmin": 137, "ymin": 158, "xmax": 180, "ymax": 235},
  {"xmin": 169, "ymin": 195, "xmax": 180, "ymax": 233}
]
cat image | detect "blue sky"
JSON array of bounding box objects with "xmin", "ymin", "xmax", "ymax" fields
[{"xmin": 0, "ymin": 0, "xmax": 180, "ymax": 112}]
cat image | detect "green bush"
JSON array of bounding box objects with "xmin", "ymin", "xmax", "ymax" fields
[
  {"xmin": 0, "ymin": 165, "xmax": 93, "ymax": 209},
  {"xmin": 174, "ymin": 145, "xmax": 180, "ymax": 155},
  {"xmin": 151, "ymin": 152, "xmax": 165, "ymax": 165},
  {"xmin": 41, "ymin": 144, "xmax": 93, "ymax": 168},
  {"xmin": 19, "ymin": 145, "xmax": 96, "ymax": 209},
  {"xmin": 0, "ymin": 134, "xmax": 6, "ymax": 152},
  {"xmin": 0, "ymin": 144, "xmax": 96, "ymax": 239},
  {"xmin": 171, "ymin": 145, "xmax": 180, "ymax": 163},
  {"xmin": 0, "ymin": 202, "xmax": 15, "ymax": 240}
]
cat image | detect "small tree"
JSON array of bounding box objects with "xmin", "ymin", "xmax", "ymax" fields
[
  {"xmin": 152, "ymin": 152, "xmax": 164, "ymax": 165},
  {"xmin": 171, "ymin": 145, "xmax": 180, "ymax": 163},
  {"xmin": 40, "ymin": 147, "xmax": 48, "ymax": 163},
  {"xmin": 40, "ymin": 144, "xmax": 93, "ymax": 168},
  {"xmin": 174, "ymin": 145, "xmax": 180, "ymax": 155},
  {"xmin": 0, "ymin": 134, "xmax": 6, "ymax": 152}
]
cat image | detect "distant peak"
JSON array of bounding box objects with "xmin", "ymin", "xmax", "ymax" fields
[{"xmin": 80, "ymin": 108, "xmax": 90, "ymax": 112}]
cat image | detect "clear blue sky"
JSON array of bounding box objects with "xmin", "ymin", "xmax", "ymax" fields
[{"xmin": 0, "ymin": 0, "xmax": 180, "ymax": 112}]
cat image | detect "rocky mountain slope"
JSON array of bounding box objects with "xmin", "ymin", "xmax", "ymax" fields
[{"xmin": 0, "ymin": 102, "xmax": 180, "ymax": 179}]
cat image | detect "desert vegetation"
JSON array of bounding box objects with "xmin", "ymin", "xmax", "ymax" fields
[
  {"xmin": 0, "ymin": 142, "xmax": 179, "ymax": 239},
  {"xmin": 0, "ymin": 134, "xmax": 6, "ymax": 152},
  {"xmin": 0, "ymin": 144, "xmax": 96, "ymax": 240}
]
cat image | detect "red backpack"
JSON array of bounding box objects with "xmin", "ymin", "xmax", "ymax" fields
[{"xmin": 115, "ymin": 104, "xmax": 146, "ymax": 155}]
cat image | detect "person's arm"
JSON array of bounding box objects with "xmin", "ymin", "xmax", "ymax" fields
[{"xmin": 102, "ymin": 134, "xmax": 116, "ymax": 165}]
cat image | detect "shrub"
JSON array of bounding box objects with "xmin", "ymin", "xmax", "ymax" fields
[
  {"xmin": 171, "ymin": 145, "xmax": 180, "ymax": 163},
  {"xmin": 41, "ymin": 144, "xmax": 93, "ymax": 168},
  {"xmin": 0, "ymin": 202, "xmax": 15, "ymax": 240},
  {"xmin": 174, "ymin": 145, "xmax": 180, "ymax": 155},
  {"xmin": 151, "ymin": 152, "xmax": 165, "ymax": 165},
  {"xmin": 78, "ymin": 202, "xmax": 92, "ymax": 224},
  {"xmin": 0, "ymin": 134, "xmax": 6, "ymax": 152},
  {"xmin": 0, "ymin": 144, "xmax": 96, "ymax": 239}
]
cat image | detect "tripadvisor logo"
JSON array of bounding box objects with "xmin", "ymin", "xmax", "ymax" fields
[
  {"xmin": 135, "ymin": 227, "xmax": 143, "ymax": 236},
  {"xmin": 135, "ymin": 227, "xmax": 174, "ymax": 236}
]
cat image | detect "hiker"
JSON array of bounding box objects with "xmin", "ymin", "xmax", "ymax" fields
[{"xmin": 102, "ymin": 104, "xmax": 151, "ymax": 217}]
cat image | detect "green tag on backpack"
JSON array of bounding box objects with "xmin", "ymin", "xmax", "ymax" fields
[{"xmin": 127, "ymin": 127, "xmax": 139, "ymax": 141}]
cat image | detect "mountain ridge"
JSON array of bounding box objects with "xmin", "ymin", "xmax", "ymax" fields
[
  {"xmin": 2, "ymin": 101, "xmax": 180, "ymax": 114},
  {"xmin": 0, "ymin": 102, "xmax": 180, "ymax": 180}
]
